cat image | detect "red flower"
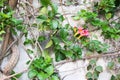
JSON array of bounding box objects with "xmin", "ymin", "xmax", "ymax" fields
[
  {"xmin": 81, "ymin": 30, "xmax": 89, "ymax": 36},
  {"xmin": 74, "ymin": 26, "xmax": 89, "ymax": 39}
]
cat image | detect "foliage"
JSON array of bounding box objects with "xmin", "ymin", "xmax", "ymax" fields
[
  {"xmin": 11, "ymin": 71, "xmax": 22, "ymax": 80},
  {"xmin": 83, "ymin": 40, "xmax": 109, "ymax": 53},
  {"xmin": 37, "ymin": 0, "xmax": 84, "ymax": 61},
  {"xmin": 73, "ymin": 9, "xmax": 120, "ymax": 39},
  {"xmin": 86, "ymin": 59, "xmax": 103, "ymax": 80},
  {"xmin": 0, "ymin": 0, "xmax": 120, "ymax": 80},
  {"xmin": 72, "ymin": 0, "xmax": 120, "ymax": 79},
  {"xmin": 111, "ymin": 74, "xmax": 120, "ymax": 80},
  {"xmin": 107, "ymin": 61, "xmax": 115, "ymax": 70},
  {"xmin": 0, "ymin": 10, "xmax": 25, "ymax": 40},
  {"xmin": 94, "ymin": 0, "xmax": 116, "ymax": 13},
  {"xmin": 28, "ymin": 56, "xmax": 59, "ymax": 80}
]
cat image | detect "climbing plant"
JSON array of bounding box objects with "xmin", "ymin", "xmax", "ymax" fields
[{"xmin": 0, "ymin": 0, "xmax": 120, "ymax": 80}]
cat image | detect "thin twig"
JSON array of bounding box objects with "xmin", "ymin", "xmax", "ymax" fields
[
  {"xmin": 4, "ymin": 68, "xmax": 28, "ymax": 80},
  {"xmin": 21, "ymin": 43, "xmax": 32, "ymax": 59},
  {"xmin": 110, "ymin": 17, "xmax": 120, "ymax": 23},
  {"xmin": 37, "ymin": 42, "xmax": 44, "ymax": 55}
]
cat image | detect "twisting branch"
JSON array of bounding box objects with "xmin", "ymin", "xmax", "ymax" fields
[
  {"xmin": 2, "ymin": 45, "xmax": 20, "ymax": 75},
  {"xmin": 3, "ymin": 35, "xmax": 39, "ymax": 80},
  {"xmin": 9, "ymin": 0, "xmax": 18, "ymax": 9},
  {"xmin": 0, "ymin": 26, "xmax": 11, "ymax": 65}
]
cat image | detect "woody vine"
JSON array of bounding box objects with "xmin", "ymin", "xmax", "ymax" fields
[{"xmin": 0, "ymin": 0, "xmax": 120, "ymax": 80}]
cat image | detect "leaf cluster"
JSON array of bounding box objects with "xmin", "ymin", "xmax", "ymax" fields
[
  {"xmin": 83, "ymin": 40, "xmax": 109, "ymax": 53},
  {"xmin": 86, "ymin": 59, "xmax": 103, "ymax": 80},
  {"xmin": 73, "ymin": 9, "xmax": 120, "ymax": 39},
  {"xmin": 94, "ymin": 0, "xmax": 116, "ymax": 13},
  {"xmin": 28, "ymin": 56, "xmax": 59, "ymax": 80}
]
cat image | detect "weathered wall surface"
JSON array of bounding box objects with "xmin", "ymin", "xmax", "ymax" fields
[{"xmin": 1, "ymin": 0, "xmax": 119, "ymax": 80}]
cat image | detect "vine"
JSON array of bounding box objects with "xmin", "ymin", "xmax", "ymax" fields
[{"xmin": 0, "ymin": 0, "xmax": 120, "ymax": 80}]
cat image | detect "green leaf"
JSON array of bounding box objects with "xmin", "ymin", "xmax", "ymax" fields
[
  {"xmin": 11, "ymin": 71, "xmax": 22, "ymax": 80},
  {"xmin": 65, "ymin": 24, "xmax": 70, "ymax": 29},
  {"xmin": 116, "ymin": 74, "xmax": 120, "ymax": 80},
  {"xmin": 16, "ymin": 25, "xmax": 23, "ymax": 31},
  {"xmin": 12, "ymin": 19, "xmax": 23, "ymax": 25},
  {"xmin": 50, "ymin": 20, "xmax": 58, "ymax": 29},
  {"xmin": 55, "ymin": 51, "xmax": 66, "ymax": 62},
  {"xmin": 86, "ymin": 72, "xmax": 93, "ymax": 79},
  {"xmin": 38, "ymin": 36, "xmax": 46, "ymax": 42},
  {"xmin": 39, "ymin": 0, "xmax": 51, "ymax": 7},
  {"xmin": 0, "ymin": 37, "xmax": 3, "ymax": 41},
  {"xmin": 0, "ymin": 0, "xmax": 4, "ymax": 7},
  {"xmin": 59, "ymin": 15, "xmax": 65, "ymax": 22},
  {"xmin": 107, "ymin": 61, "xmax": 114, "ymax": 69},
  {"xmin": 44, "ymin": 52, "xmax": 52, "ymax": 63},
  {"xmin": 59, "ymin": 29, "xmax": 68, "ymax": 40},
  {"xmin": 118, "ymin": 57, "xmax": 120, "ymax": 64},
  {"xmin": 72, "ymin": 45, "xmax": 82, "ymax": 53},
  {"xmin": 105, "ymin": 13, "xmax": 112, "ymax": 20},
  {"xmin": 28, "ymin": 70, "xmax": 37, "ymax": 79},
  {"xmin": 110, "ymin": 75, "xmax": 116, "ymax": 80},
  {"xmin": 11, "ymin": 77, "xmax": 17, "ymax": 80},
  {"xmin": 52, "ymin": 37, "xmax": 60, "ymax": 45},
  {"xmin": 51, "ymin": 3, "xmax": 58, "ymax": 14},
  {"xmin": 51, "ymin": 75, "xmax": 59, "ymax": 80},
  {"xmin": 93, "ymin": 71, "xmax": 99, "ymax": 79},
  {"xmin": 45, "ymin": 40, "xmax": 53, "ymax": 48},
  {"xmin": 11, "ymin": 28, "xmax": 17, "ymax": 35},
  {"xmin": 24, "ymin": 39, "xmax": 32, "ymax": 45},
  {"xmin": 39, "ymin": 7, "xmax": 48, "ymax": 15},
  {"xmin": 48, "ymin": 11, "xmax": 54, "ymax": 18},
  {"xmin": 37, "ymin": 15, "xmax": 47, "ymax": 20},
  {"xmin": 64, "ymin": 50, "xmax": 73, "ymax": 58},
  {"xmin": 37, "ymin": 71, "xmax": 48, "ymax": 80},
  {"xmin": 95, "ymin": 66, "xmax": 103, "ymax": 72},
  {"xmin": 27, "ymin": 49, "xmax": 33, "ymax": 54},
  {"xmin": 44, "ymin": 65, "xmax": 54, "ymax": 75},
  {"xmin": 71, "ymin": 45, "xmax": 82, "ymax": 59},
  {"xmin": 0, "ymin": 12, "xmax": 11, "ymax": 18},
  {"xmin": 89, "ymin": 59, "xmax": 96, "ymax": 65},
  {"xmin": 73, "ymin": 16, "xmax": 80, "ymax": 20},
  {"xmin": 87, "ymin": 65, "xmax": 92, "ymax": 70},
  {"xmin": 0, "ymin": 30, "xmax": 5, "ymax": 35},
  {"xmin": 115, "ymin": 23, "xmax": 120, "ymax": 29}
]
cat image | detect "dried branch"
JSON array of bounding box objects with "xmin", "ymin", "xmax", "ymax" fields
[{"xmin": 55, "ymin": 49, "xmax": 120, "ymax": 66}]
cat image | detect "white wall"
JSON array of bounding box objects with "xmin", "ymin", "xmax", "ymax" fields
[{"xmin": 1, "ymin": 0, "xmax": 118, "ymax": 80}]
